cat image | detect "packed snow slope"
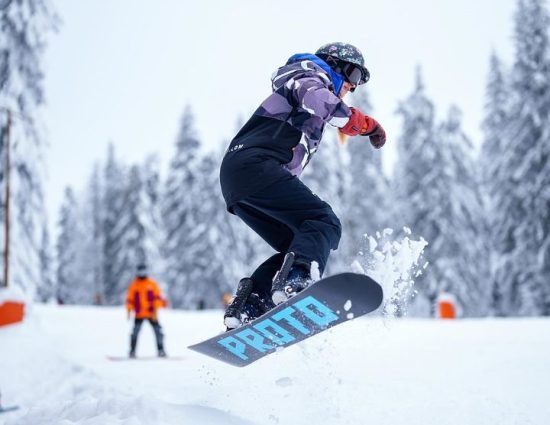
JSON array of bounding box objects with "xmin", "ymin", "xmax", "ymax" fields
[{"xmin": 1, "ymin": 305, "xmax": 549, "ymax": 425}]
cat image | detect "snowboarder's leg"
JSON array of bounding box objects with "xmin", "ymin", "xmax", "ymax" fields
[
  {"xmin": 225, "ymin": 176, "xmax": 340, "ymax": 323},
  {"xmin": 232, "ymin": 203, "xmax": 293, "ymax": 297},
  {"xmin": 239, "ymin": 177, "xmax": 341, "ymax": 304},
  {"xmin": 240, "ymin": 176, "xmax": 341, "ymax": 276},
  {"xmin": 149, "ymin": 319, "xmax": 166, "ymax": 357},
  {"xmin": 222, "ymin": 205, "xmax": 292, "ymax": 328},
  {"xmin": 130, "ymin": 318, "xmax": 144, "ymax": 357},
  {"xmin": 249, "ymin": 253, "xmax": 287, "ymax": 298}
]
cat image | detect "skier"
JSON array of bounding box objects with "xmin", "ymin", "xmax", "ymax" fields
[
  {"xmin": 220, "ymin": 42, "xmax": 387, "ymax": 329},
  {"xmin": 126, "ymin": 264, "xmax": 167, "ymax": 357}
]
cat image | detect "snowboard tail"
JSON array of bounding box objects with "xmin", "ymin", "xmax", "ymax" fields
[
  {"xmin": 0, "ymin": 406, "xmax": 20, "ymax": 414},
  {"xmin": 188, "ymin": 273, "xmax": 383, "ymax": 367}
]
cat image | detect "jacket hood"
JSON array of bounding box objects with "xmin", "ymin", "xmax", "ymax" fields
[{"xmin": 286, "ymin": 53, "xmax": 345, "ymax": 95}]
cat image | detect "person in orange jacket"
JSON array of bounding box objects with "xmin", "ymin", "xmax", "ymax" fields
[{"xmin": 126, "ymin": 264, "xmax": 167, "ymax": 358}]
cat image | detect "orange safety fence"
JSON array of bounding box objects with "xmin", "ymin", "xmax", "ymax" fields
[{"xmin": 0, "ymin": 301, "xmax": 25, "ymax": 327}]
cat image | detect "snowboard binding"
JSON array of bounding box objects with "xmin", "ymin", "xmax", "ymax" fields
[{"xmin": 271, "ymin": 252, "xmax": 312, "ymax": 305}]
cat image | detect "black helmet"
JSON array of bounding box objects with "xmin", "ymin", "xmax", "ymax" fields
[
  {"xmin": 136, "ymin": 263, "xmax": 148, "ymax": 278},
  {"xmin": 315, "ymin": 42, "xmax": 370, "ymax": 85}
]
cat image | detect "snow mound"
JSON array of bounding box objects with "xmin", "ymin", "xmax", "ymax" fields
[
  {"xmin": 0, "ymin": 285, "xmax": 27, "ymax": 304},
  {"xmin": 11, "ymin": 394, "xmax": 255, "ymax": 425}
]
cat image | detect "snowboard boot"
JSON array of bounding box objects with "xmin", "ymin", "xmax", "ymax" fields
[
  {"xmin": 224, "ymin": 278, "xmax": 254, "ymax": 329},
  {"xmin": 271, "ymin": 252, "xmax": 312, "ymax": 305},
  {"xmin": 224, "ymin": 278, "xmax": 274, "ymax": 330},
  {"xmin": 158, "ymin": 348, "xmax": 167, "ymax": 358},
  {"xmin": 129, "ymin": 349, "xmax": 136, "ymax": 359}
]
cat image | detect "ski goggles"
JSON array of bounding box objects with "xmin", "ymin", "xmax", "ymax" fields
[
  {"xmin": 340, "ymin": 62, "xmax": 367, "ymax": 85},
  {"xmin": 326, "ymin": 56, "xmax": 370, "ymax": 86}
]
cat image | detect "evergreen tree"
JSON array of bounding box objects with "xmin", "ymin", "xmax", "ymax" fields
[
  {"xmin": 86, "ymin": 164, "xmax": 105, "ymax": 304},
  {"xmin": 0, "ymin": 0, "xmax": 57, "ymax": 297},
  {"xmin": 69, "ymin": 164, "xmax": 106, "ymax": 305},
  {"xmin": 341, "ymin": 90, "xmax": 390, "ymax": 268},
  {"xmin": 497, "ymin": 0, "xmax": 550, "ymax": 315},
  {"xmin": 110, "ymin": 165, "xmax": 149, "ymax": 295},
  {"xmin": 112, "ymin": 161, "xmax": 166, "ymax": 296},
  {"xmin": 138, "ymin": 155, "xmax": 166, "ymax": 285},
  {"xmin": 163, "ymin": 106, "xmax": 201, "ymax": 308},
  {"xmin": 182, "ymin": 154, "xmax": 230, "ymax": 308},
  {"xmin": 56, "ymin": 187, "xmax": 84, "ymax": 304},
  {"xmin": 433, "ymin": 106, "xmax": 487, "ymax": 316},
  {"xmin": 480, "ymin": 52, "xmax": 512, "ymax": 315},
  {"xmin": 392, "ymin": 69, "xmax": 438, "ymax": 314},
  {"xmin": 102, "ymin": 144, "xmax": 129, "ymax": 305},
  {"xmin": 37, "ymin": 222, "xmax": 55, "ymax": 302}
]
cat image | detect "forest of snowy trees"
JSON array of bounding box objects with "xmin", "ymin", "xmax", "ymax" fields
[{"xmin": 1, "ymin": 0, "xmax": 549, "ymax": 316}]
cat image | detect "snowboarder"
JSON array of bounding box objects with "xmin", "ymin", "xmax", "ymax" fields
[
  {"xmin": 220, "ymin": 42, "xmax": 387, "ymax": 329},
  {"xmin": 126, "ymin": 264, "xmax": 167, "ymax": 357}
]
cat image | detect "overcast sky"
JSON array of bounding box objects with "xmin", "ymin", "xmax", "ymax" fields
[{"xmin": 42, "ymin": 0, "xmax": 517, "ymax": 230}]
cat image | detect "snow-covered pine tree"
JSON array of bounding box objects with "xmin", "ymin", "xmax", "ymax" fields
[
  {"xmin": 138, "ymin": 155, "xmax": 166, "ymax": 286},
  {"xmin": 181, "ymin": 154, "xmax": 231, "ymax": 308},
  {"xmin": 162, "ymin": 106, "xmax": 201, "ymax": 308},
  {"xmin": 498, "ymin": 0, "xmax": 550, "ymax": 315},
  {"xmin": 56, "ymin": 187, "xmax": 84, "ymax": 304},
  {"xmin": 392, "ymin": 68, "xmax": 438, "ymax": 315},
  {"xmin": 102, "ymin": 144, "xmax": 130, "ymax": 305},
  {"xmin": 107, "ymin": 164, "xmax": 153, "ymax": 299},
  {"xmin": 0, "ymin": 0, "xmax": 57, "ymax": 297},
  {"xmin": 340, "ymin": 89, "xmax": 390, "ymax": 268},
  {"xmin": 37, "ymin": 222, "xmax": 55, "ymax": 302},
  {"xmin": 432, "ymin": 106, "xmax": 488, "ymax": 316},
  {"xmin": 480, "ymin": 52, "xmax": 512, "ymax": 316},
  {"xmin": 65, "ymin": 164, "xmax": 105, "ymax": 305},
  {"xmin": 82, "ymin": 164, "xmax": 105, "ymax": 304},
  {"xmin": 110, "ymin": 159, "xmax": 166, "ymax": 300}
]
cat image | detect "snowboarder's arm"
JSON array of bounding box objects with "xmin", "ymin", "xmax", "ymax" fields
[
  {"xmin": 289, "ymin": 75, "xmax": 351, "ymax": 122},
  {"xmin": 126, "ymin": 282, "xmax": 136, "ymax": 313},
  {"xmin": 150, "ymin": 280, "xmax": 167, "ymax": 309}
]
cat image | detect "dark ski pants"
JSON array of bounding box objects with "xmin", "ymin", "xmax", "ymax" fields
[
  {"xmin": 130, "ymin": 318, "xmax": 164, "ymax": 352},
  {"xmin": 232, "ymin": 176, "xmax": 342, "ymax": 299}
]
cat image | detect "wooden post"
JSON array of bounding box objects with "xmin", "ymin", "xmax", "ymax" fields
[
  {"xmin": 0, "ymin": 109, "xmax": 25, "ymax": 328},
  {"xmin": 3, "ymin": 110, "xmax": 11, "ymax": 288}
]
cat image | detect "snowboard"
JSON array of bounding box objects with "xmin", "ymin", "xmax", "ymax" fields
[
  {"xmin": 106, "ymin": 355, "xmax": 185, "ymax": 361},
  {"xmin": 188, "ymin": 272, "xmax": 383, "ymax": 367},
  {"xmin": 0, "ymin": 406, "xmax": 20, "ymax": 414}
]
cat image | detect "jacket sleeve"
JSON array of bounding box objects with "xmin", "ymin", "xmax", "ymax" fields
[
  {"xmin": 287, "ymin": 74, "xmax": 351, "ymax": 124},
  {"xmin": 126, "ymin": 282, "xmax": 135, "ymax": 312},
  {"xmin": 151, "ymin": 280, "xmax": 167, "ymax": 309}
]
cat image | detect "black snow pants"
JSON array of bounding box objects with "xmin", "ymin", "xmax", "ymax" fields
[
  {"xmin": 130, "ymin": 318, "xmax": 164, "ymax": 352},
  {"xmin": 231, "ymin": 175, "xmax": 342, "ymax": 300}
]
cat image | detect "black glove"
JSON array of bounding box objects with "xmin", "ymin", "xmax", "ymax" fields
[{"xmin": 363, "ymin": 122, "xmax": 386, "ymax": 149}]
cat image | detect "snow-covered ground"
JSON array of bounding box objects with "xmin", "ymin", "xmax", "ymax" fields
[{"xmin": 1, "ymin": 304, "xmax": 549, "ymax": 425}]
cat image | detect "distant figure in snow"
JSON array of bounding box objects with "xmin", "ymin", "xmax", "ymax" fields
[
  {"xmin": 126, "ymin": 264, "xmax": 167, "ymax": 358},
  {"xmin": 220, "ymin": 42, "xmax": 387, "ymax": 329}
]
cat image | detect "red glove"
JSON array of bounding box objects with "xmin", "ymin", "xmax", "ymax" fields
[{"xmin": 339, "ymin": 107, "xmax": 386, "ymax": 148}]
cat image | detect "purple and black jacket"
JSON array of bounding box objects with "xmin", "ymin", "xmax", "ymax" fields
[{"xmin": 220, "ymin": 53, "xmax": 352, "ymax": 211}]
